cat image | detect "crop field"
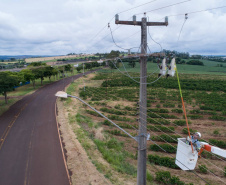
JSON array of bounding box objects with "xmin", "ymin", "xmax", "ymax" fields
[
  {"xmin": 110, "ymin": 60, "xmax": 226, "ymax": 75},
  {"xmin": 63, "ymin": 68, "xmax": 226, "ymax": 184}
]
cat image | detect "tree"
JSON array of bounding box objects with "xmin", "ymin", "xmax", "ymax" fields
[
  {"xmin": 109, "ymin": 60, "xmax": 119, "ymax": 69},
  {"xmin": 186, "ymin": 60, "xmax": 204, "ymax": 66},
  {"xmin": 28, "ymin": 62, "xmax": 47, "ymax": 67},
  {"xmin": 44, "ymin": 66, "xmax": 54, "ymax": 81},
  {"xmin": 0, "ymin": 72, "xmax": 21, "ymax": 104},
  {"xmin": 128, "ymin": 61, "xmax": 136, "ymax": 68},
  {"xmin": 107, "ymin": 50, "xmax": 120, "ymax": 59},
  {"xmin": 85, "ymin": 63, "xmax": 92, "ymax": 70},
  {"xmin": 76, "ymin": 66, "xmax": 83, "ymax": 73},
  {"xmin": 20, "ymin": 69, "xmax": 36, "ymax": 88},
  {"xmin": 64, "ymin": 64, "xmax": 72, "ymax": 74},
  {"xmin": 32, "ymin": 67, "xmax": 45, "ymax": 86}
]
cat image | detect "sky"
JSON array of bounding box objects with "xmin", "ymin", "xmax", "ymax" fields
[{"xmin": 0, "ymin": 0, "xmax": 226, "ymax": 56}]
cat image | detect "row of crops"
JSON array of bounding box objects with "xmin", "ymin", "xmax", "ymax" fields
[{"xmin": 78, "ymin": 72, "xmax": 226, "ymax": 183}]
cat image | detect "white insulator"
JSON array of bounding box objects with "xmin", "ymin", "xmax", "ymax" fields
[
  {"xmin": 168, "ymin": 57, "xmax": 176, "ymax": 77},
  {"xmin": 115, "ymin": 14, "xmax": 119, "ymax": 22},
  {"xmin": 165, "ymin": 16, "xmax": 168, "ymax": 23},
  {"xmin": 133, "ymin": 15, "xmax": 136, "ymax": 22},
  {"xmin": 159, "ymin": 58, "xmax": 167, "ymax": 76}
]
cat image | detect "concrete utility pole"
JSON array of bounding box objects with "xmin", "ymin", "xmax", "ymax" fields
[{"xmin": 115, "ymin": 14, "xmax": 168, "ymax": 185}]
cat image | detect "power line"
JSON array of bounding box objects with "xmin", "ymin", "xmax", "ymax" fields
[
  {"xmin": 117, "ymin": 0, "xmax": 159, "ymax": 15},
  {"xmin": 177, "ymin": 14, "xmax": 188, "ymax": 42},
  {"xmin": 108, "ymin": 24, "xmax": 131, "ymax": 51},
  {"xmin": 135, "ymin": 0, "xmax": 192, "ymax": 15},
  {"xmin": 168, "ymin": 5, "xmax": 226, "ymax": 17},
  {"xmin": 90, "ymin": 0, "xmax": 160, "ymax": 41},
  {"xmin": 110, "ymin": 59, "xmax": 163, "ymax": 84}
]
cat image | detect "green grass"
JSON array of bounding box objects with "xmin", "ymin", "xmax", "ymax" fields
[{"xmin": 0, "ymin": 98, "xmax": 19, "ymax": 115}]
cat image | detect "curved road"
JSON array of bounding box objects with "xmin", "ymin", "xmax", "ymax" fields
[{"xmin": 0, "ymin": 70, "xmax": 96, "ymax": 185}]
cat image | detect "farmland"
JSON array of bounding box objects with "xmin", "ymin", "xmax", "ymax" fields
[{"xmin": 60, "ymin": 62, "xmax": 226, "ymax": 185}]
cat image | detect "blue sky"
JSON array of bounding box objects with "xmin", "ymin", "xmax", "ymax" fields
[{"xmin": 0, "ymin": 0, "xmax": 225, "ymax": 55}]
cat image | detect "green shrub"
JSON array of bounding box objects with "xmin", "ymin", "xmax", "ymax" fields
[
  {"xmin": 199, "ymin": 165, "xmax": 208, "ymax": 174},
  {"xmin": 152, "ymin": 134, "xmax": 180, "ymax": 143},
  {"xmin": 213, "ymin": 129, "xmax": 220, "ymax": 135},
  {"xmin": 182, "ymin": 128, "xmax": 197, "ymax": 134},
  {"xmin": 224, "ymin": 167, "xmax": 226, "ymax": 177},
  {"xmin": 147, "ymin": 118, "xmax": 170, "ymax": 125},
  {"xmin": 148, "ymin": 155, "xmax": 179, "ymax": 169},
  {"xmin": 171, "ymin": 109, "xmax": 183, "ymax": 113},
  {"xmin": 155, "ymin": 171, "xmax": 194, "ymax": 185},
  {"xmin": 163, "ymin": 102, "xmax": 175, "ymax": 108},
  {"xmin": 148, "ymin": 108, "xmax": 169, "ymax": 113},
  {"xmin": 107, "ymin": 115, "xmax": 133, "ymax": 122},
  {"xmin": 147, "ymin": 125, "xmax": 175, "ymax": 133},
  {"xmin": 209, "ymin": 139, "xmax": 226, "ymax": 149},
  {"xmin": 124, "ymin": 106, "xmax": 135, "ymax": 111},
  {"xmin": 186, "ymin": 114, "xmax": 203, "ymax": 119},
  {"xmin": 102, "ymin": 120, "xmax": 111, "ymax": 126},
  {"xmin": 173, "ymin": 120, "xmax": 191, "ymax": 126},
  {"xmin": 100, "ymin": 107, "xmax": 127, "ymax": 115},
  {"xmin": 155, "ymin": 171, "xmax": 171, "ymax": 184},
  {"xmin": 149, "ymin": 144, "xmax": 177, "ymax": 153},
  {"xmin": 189, "ymin": 109, "xmax": 201, "ymax": 114},
  {"xmin": 86, "ymin": 110, "xmax": 102, "ymax": 117},
  {"xmin": 208, "ymin": 115, "xmax": 226, "ymax": 121},
  {"xmin": 107, "ymin": 129, "xmax": 129, "ymax": 137},
  {"xmin": 147, "ymin": 171, "xmax": 154, "ymax": 183},
  {"xmin": 114, "ymin": 104, "xmax": 121, "ymax": 109}
]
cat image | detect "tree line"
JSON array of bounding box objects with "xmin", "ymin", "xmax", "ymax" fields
[{"xmin": 0, "ymin": 61, "xmax": 105, "ymax": 104}]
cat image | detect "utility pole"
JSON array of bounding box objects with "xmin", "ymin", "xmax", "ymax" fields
[{"xmin": 115, "ymin": 14, "xmax": 168, "ymax": 185}]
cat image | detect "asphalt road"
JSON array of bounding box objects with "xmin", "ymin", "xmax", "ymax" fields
[{"xmin": 0, "ymin": 70, "xmax": 97, "ymax": 185}]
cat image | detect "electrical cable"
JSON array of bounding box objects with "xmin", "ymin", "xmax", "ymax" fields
[
  {"xmin": 109, "ymin": 24, "xmax": 131, "ymax": 51},
  {"xmin": 117, "ymin": 0, "xmax": 159, "ymax": 15},
  {"xmin": 135, "ymin": 0, "xmax": 192, "ymax": 15},
  {"xmin": 168, "ymin": 5, "xmax": 226, "ymax": 17},
  {"xmin": 115, "ymin": 57, "xmax": 160, "ymax": 79},
  {"xmin": 90, "ymin": 0, "xmax": 160, "ymax": 42},
  {"xmin": 110, "ymin": 59, "xmax": 163, "ymax": 84},
  {"xmin": 177, "ymin": 16, "xmax": 188, "ymax": 42}
]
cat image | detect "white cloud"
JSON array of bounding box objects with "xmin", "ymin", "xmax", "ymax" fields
[{"xmin": 0, "ymin": 0, "xmax": 225, "ymax": 55}]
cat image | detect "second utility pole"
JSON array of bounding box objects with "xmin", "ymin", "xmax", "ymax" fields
[{"xmin": 115, "ymin": 14, "xmax": 168, "ymax": 185}]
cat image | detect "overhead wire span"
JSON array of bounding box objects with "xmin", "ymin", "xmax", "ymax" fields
[
  {"xmin": 108, "ymin": 23, "xmax": 130, "ymax": 51},
  {"xmin": 117, "ymin": 0, "xmax": 159, "ymax": 15},
  {"xmin": 135, "ymin": 0, "xmax": 192, "ymax": 15},
  {"xmin": 177, "ymin": 14, "xmax": 188, "ymax": 42},
  {"xmin": 168, "ymin": 5, "xmax": 226, "ymax": 18},
  {"xmin": 90, "ymin": 0, "xmax": 160, "ymax": 41},
  {"xmin": 115, "ymin": 57, "xmax": 160, "ymax": 79},
  {"xmin": 110, "ymin": 59, "xmax": 163, "ymax": 84}
]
